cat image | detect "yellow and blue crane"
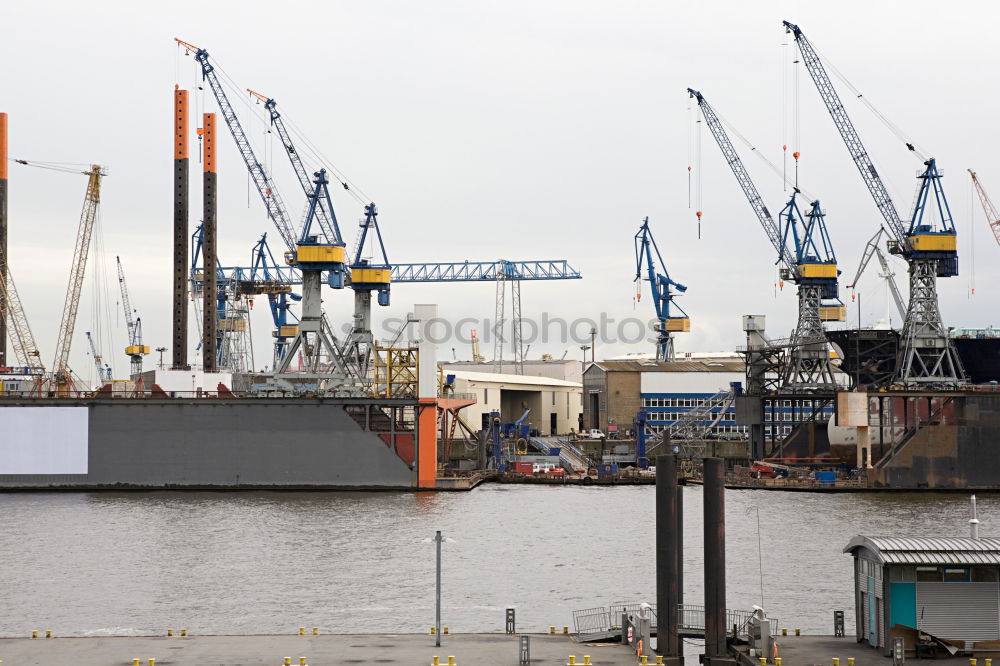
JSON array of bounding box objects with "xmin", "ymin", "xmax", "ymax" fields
[
  {"xmin": 783, "ymin": 20, "xmax": 964, "ymax": 388},
  {"xmin": 689, "ymin": 88, "xmax": 842, "ymax": 391},
  {"xmin": 116, "ymin": 256, "xmax": 149, "ymax": 381},
  {"xmin": 634, "ymin": 217, "xmax": 689, "ymax": 361}
]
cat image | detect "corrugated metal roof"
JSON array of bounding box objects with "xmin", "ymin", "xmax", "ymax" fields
[{"xmin": 844, "ymin": 536, "xmax": 1000, "ymax": 565}]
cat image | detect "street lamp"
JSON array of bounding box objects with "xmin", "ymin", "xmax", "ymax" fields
[{"xmin": 423, "ymin": 530, "xmax": 455, "ymax": 647}]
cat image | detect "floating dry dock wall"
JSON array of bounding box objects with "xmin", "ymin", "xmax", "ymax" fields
[{"xmin": 0, "ymin": 397, "xmax": 422, "ymax": 489}]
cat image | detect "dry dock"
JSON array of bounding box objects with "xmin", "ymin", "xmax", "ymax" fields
[{"xmin": 0, "ymin": 632, "xmax": 635, "ymax": 665}]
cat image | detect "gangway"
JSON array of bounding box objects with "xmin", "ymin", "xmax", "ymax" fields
[
  {"xmin": 646, "ymin": 389, "xmax": 736, "ymax": 457},
  {"xmin": 572, "ymin": 602, "xmax": 778, "ymax": 642}
]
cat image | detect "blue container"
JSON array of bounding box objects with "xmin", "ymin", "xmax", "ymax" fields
[
  {"xmin": 597, "ymin": 463, "xmax": 619, "ymax": 478},
  {"xmin": 815, "ymin": 471, "xmax": 836, "ymax": 486}
]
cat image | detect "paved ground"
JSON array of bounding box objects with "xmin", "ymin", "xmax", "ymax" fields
[
  {"xmin": 0, "ymin": 632, "xmax": 636, "ymax": 666},
  {"xmin": 740, "ymin": 634, "xmax": 985, "ymax": 666}
]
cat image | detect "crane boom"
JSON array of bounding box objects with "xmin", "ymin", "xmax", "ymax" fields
[
  {"xmin": 52, "ymin": 165, "xmax": 104, "ymax": 382},
  {"xmin": 176, "ymin": 39, "xmax": 298, "ymax": 254},
  {"xmin": 687, "ymin": 89, "xmax": 797, "ymax": 273},
  {"xmin": 0, "ymin": 247, "xmax": 44, "ymax": 369},
  {"xmin": 849, "ymin": 228, "xmax": 906, "ymax": 321},
  {"xmin": 969, "ymin": 170, "xmax": 1000, "ymax": 248},
  {"xmin": 116, "ymin": 256, "xmax": 136, "ymax": 344},
  {"xmin": 247, "ymin": 90, "xmax": 341, "ymax": 246},
  {"xmin": 782, "ymin": 21, "xmax": 909, "ymax": 247}
]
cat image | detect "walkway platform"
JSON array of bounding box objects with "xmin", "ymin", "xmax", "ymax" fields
[
  {"xmin": 0, "ymin": 632, "xmax": 638, "ymax": 666},
  {"xmin": 735, "ymin": 635, "xmax": 981, "ymax": 666}
]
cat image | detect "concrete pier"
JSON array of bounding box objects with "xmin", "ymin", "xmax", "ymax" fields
[{"xmin": 0, "ymin": 632, "xmax": 639, "ymax": 665}]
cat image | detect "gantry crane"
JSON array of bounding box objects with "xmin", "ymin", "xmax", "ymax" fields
[
  {"xmin": 848, "ymin": 228, "xmax": 907, "ymax": 324},
  {"xmin": 85, "ymin": 331, "xmax": 112, "ymax": 383},
  {"xmin": 116, "ymin": 256, "xmax": 149, "ymax": 380},
  {"xmin": 178, "ymin": 40, "xmax": 356, "ymax": 391},
  {"xmin": 634, "ymin": 217, "xmax": 689, "ymax": 361},
  {"xmin": 52, "ymin": 164, "xmax": 105, "ymax": 395},
  {"xmin": 969, "ymin": 170, "xmax": 1000, "ymax": 249},
  {"xmin": 784, "ymin": 21, "xmax": 964, "ymax": 388},
  {"xmin": 247, "ymin": 89, "xmax": 391, "ymax": 375},
  {"xmin": 689, "ymin": 88, "xmax": 842, "ymax": 390}
]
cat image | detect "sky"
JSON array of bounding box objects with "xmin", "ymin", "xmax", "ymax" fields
[{"xmin": 2, "ymin": 0, "xmax": 999, "ymax": 382}]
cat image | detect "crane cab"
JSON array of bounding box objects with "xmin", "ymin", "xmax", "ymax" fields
[
  {"xmin": 295, "ymin": 237, "xmax": 347, "ymax": 288},
  {"xmin": 663, "ymin": 317, "xmax": 691, "ymax": 332},
  {"xmin": 349, "ymin": 260, "xmax": 392, "ymax": 307}
]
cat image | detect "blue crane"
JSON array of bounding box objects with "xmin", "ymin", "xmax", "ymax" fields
[
  {"xmin": 689, "ymin": 87, "xmax": 840, "ymax": 390},
  {"xmin": 783, "ymin": 21, "xmax": 964, "ymax": 388},
  {"xmin": 85, "ymin": 331, "xmax": 112, "ymax": 384},
  {"xmin": 634, "ymin": 218, "xmax": 689, "ymax": 361}
]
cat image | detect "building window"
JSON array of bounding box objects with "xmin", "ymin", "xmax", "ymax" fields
[
  {"xmin": 484, "ymin": 388, "xmax": 489, "ymax": 403},
  {"xmin": 916, "ymin": 566, "xmax": 940, "ymax": 582},
  {"xmin": 973, "ymin": 567, "xmax": 999, "ymax": 582},
  {"xmin": 942, "ymin": 567, "xmax": 970, "ymax": 582},
  {"xmin": 552, "ymin": 391, "xmax": 556, "ymax": 405}
]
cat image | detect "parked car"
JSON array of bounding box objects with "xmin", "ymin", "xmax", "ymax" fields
[{"xmin": 586, "ymin": 429, "xmax": 606, "ymax": 439}]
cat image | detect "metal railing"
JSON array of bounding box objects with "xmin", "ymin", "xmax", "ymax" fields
[{"xmin": 573, "ymin": 601, "xmax": 777, "ymax": 640}]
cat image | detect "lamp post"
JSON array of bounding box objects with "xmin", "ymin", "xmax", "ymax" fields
[
  {"xmin": 434, "ymin": 529, "xmax": 443, "ymax": 647},
  {"xmin": 580, "ymin": 344, "xmax": 590, "ymax": 375}
]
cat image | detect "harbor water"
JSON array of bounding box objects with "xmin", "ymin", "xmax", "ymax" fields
[{"xmin": 0, "ymin": 486, "xmax": 993, "ymax": 637}]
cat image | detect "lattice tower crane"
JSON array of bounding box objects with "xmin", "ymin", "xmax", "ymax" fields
[
  {"xmin": 784, "ymin": 21, "xmax": 964, "ymax": 388},
  {"xmin": 85, "ymin": 331, "xmax": 112, "ymax": 383},
  {"xmin": 52, "ymin": 164, "xmax": 105, "ymax": 395},
  {"xmin": 634, "ymin": 217, "xmax": 689, "ymax": 361},
  {"xmin": 848, "ymin": 228, "xmax": 907, "ymax": 324},
  {"xmin": 689, "ymin": 88, "xmax": 841, "ymax": 391},
  {"xmin": 0, "ymin": 242, "xmax": 44, "ymax": 370},
  {"xmin": 116, "ymin": 256, "xmax": 149, "ymax": 380},
  {"xmin": 968, "ymin": 170, "xmax": 1000, "ymax": 249}
]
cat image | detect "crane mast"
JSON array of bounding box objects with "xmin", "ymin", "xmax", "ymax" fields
[
  {"xmin": 968, "ymin": 170, "xmax": 1000, "ymax": 248},
  {"xmin": 634, "ymin": 217, "xmax": 689, "ymax": 361},
  {"xmin": 52, "ymin": 164, "xmax": 104, "ymax": 394},
  {"xmin": 784, "ymin": 20, "xmax": 963, "ymax": 388},
  {"xmin": 690, "ymin": 88, "xmax": 840, "ymax": 391}
]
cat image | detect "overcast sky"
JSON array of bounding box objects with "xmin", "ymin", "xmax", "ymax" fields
[{"xmin": 3, "ymin": 0, "xmax": 998, "ymax": 381}]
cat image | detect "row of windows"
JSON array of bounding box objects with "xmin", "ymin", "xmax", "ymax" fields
[
  {"xmin": 647, "ymin": 424, "xmax": 748, "ymax": 434},
  {"xmin": 881, "ymin": 564, "xmax": 1000, "ymax": 583}
]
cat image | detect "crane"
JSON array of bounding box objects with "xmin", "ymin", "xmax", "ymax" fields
[
  {"xmin": 175, "ymin": 39, "xmax": 300, "ymax": 254},
  {"xmin": 241, "ymin": 232, "xmax": 299, "ymax": 366},
  {"xmin": 848, "ymin": 228, "xmax": 907, "ymax": 324},
  {"xmin": 689, "ymin": 88, "xmax": 841, "ymax": 390},
  {"xmin": 85, "ymin": 331, "xmax": 112, "ymax": 384},
  {"xmin": 246, "ymin": 89, "xmax": 338, "ymax": 247},
  {"xmin": 0, "ymin": 244, "xmax": 44, "ymax": 371},
  {"xmin": 634, "ymin": 217, "xmax": 689, "ymax": 361},
  {"xmin": 116, "ymin": 256, "xmax": 149, "ymax": 380},
  {"xmin": 784, "ymin": 20, "xmax": 964, "ymax": 388},
  {"xmin": 52, "ymin": 164, "xmax": 105, "ymax": 395},
  {"xmin": 968, "ymin": 170, "xmax": 1000, "ymax": 249},
  {"xmin": 246, "ymin": 89, "xmax": 390, "ymax": 375}
]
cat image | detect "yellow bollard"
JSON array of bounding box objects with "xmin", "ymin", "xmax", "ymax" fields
[
  {"xmin": 760, "ymin": 658, "xmax": 767, "ymax": 666},
  {"xmin": 431, "ymin": 626, "xmax": 437, "ymax": 635},
  {"xmin": 986, "ymin": 660, "xmax": 993, "ymax": 666},
  {"xmin": 31, "ymin": 630, "xmax": 37, "ymax": 639},
  {"xmin": 300, "ymin": 658, "xmax": 306, "ymax": 666},
  {"xmin": 45, "ymin": 629, "xmax": 52, "ymax": 638},
  {"xmin": 568, "ymin": 657, "xmax": 577, "ymax": 666},
  {"xmin": 284, "ymin": 659, "xmax": 291, "ymax": 666},
  {"xmin": 443, "ymin": 626, "xmax": 449, "ymax": 635},
  {"xmin": 167, "ymin": 628, "xmax": 173, "ymax": 637},
  {"xmin": 584, "ymin": 657, "xmax": 591, "ymax": 665},
  {"xmin": 833, "ymin": 659, "xmax": 840, "ymax": 666},
  {"xmin": 564, "ymin": 626, "xmax": 569, "ymax": 634},
  {"xmin": 133, "ymin": 660, "xmax": 139, "ymax": 666},
  {"xmin": 782, "ymin": 628, "xmax": 787, "ymax": 636},
  {"xmin": 149, "ymin": 660, "xmax": 156, "ymax": 666},
  {"xmin": 777, "ymin": 659, "xmax": 782, "ymax": 666},
  {"xmin": 641, "ymin": 657, "xmax": 649, "ymax": 665},
  {"xmin": 795, "ymin": 628, "xmax": 800, "ymax": 637},
  {"xmin": 180, "ymin": 628, "xmax": 187, "ymax": 637},
  {"xmin": 848, "ymin": 659, "xmax": 855, "ymax": 666},
  {"xmin": 550, "ymin": 626, "xmax": 556, "ymax": 635},
  {"xmin": 298, "ymin": 627, "xmax": 305, "ymax": 636},
  {"xmin": 657, "ymin": 658, "xmax": 665, "ymax": 665},
  {"xmin": 312, "ymin": 627, "xmax": 318, "ymax": 636},
  {"xmin": 970, "ymin": 660, "xmax": 978, "ymax": 666},
  {"xmin": 447, "ymin": 657, "xmax": 456, "ymax": 666},
  {"xmin": 432, "ymin": 658, "xmax": 440, "ymax": 666}
]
